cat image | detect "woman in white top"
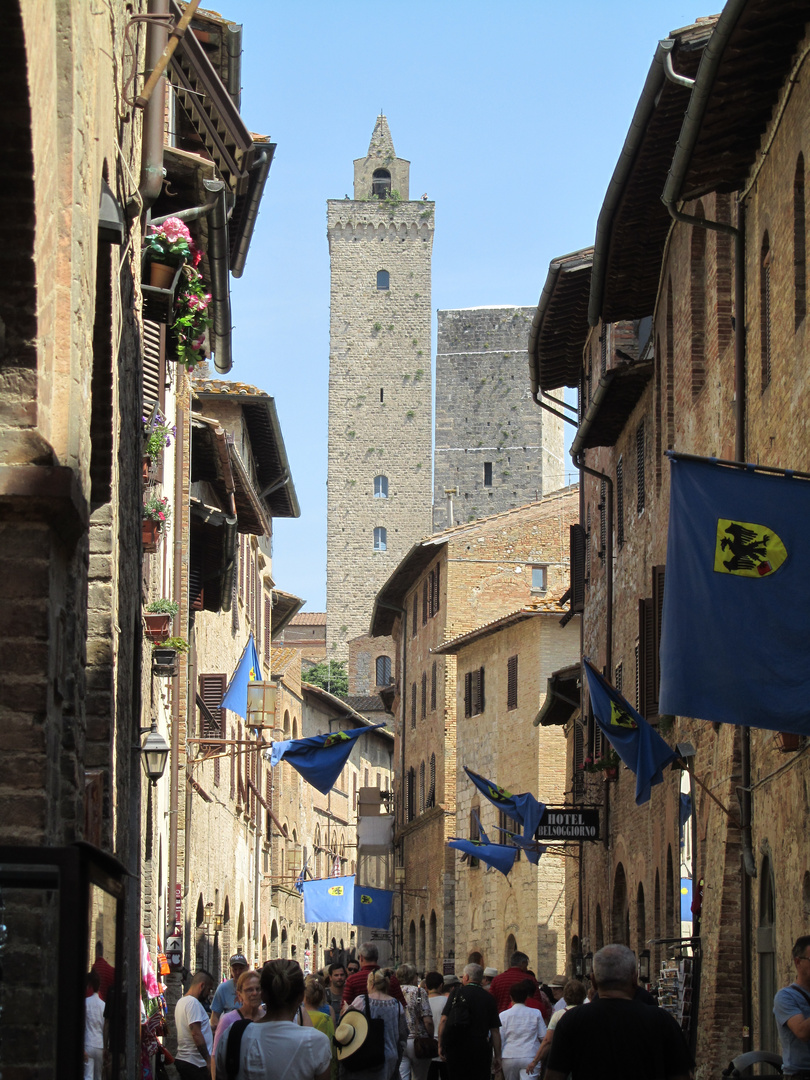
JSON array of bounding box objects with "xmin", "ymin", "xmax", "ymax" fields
[
  {"xmin": 498, "ymin": 980, "xmax": 547, "ymax": 1080},
  {"xmin": 215, "ymin": 959, "xmax": 332, "ymax": 1080}
]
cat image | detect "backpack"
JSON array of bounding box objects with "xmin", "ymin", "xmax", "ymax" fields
[
  {"xmin": 224, "ymin": 1017, "xmax": 252, "ymax": 1080},
  {"xmin": 443, "ymin": 986, "xmax": 472, "ymax": 1044}
]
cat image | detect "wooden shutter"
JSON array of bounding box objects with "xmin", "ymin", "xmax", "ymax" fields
[
  {"xmin": 652, "ymin": 565, "xmax": 666, "ymax": 706},
  {"xmin": 464, "ymin": 672, "xmax": 472, "ymax": 718},
  {"xmin": 412, "ymin": 595, "xmax": 417, "ymax": 637},
  {"xmin": 264, "ymin": 596, "xmax": 272, "ymax": 668},
  {"xmin": 616, "ymin": 457, "xmax": 625, "ymax": 548},
  {"xmin": 472, "ymin": 667, "xmax": 485, "ymax": 715},
  {"xmin": 507, "ymin": 655, "xmax": 518, "ymax": 710},
  {"xmin": 237, "ymin": 721, "xmax": 246, "ymax": 807},
  {"xmin": 573, "ymin": 722, "xmax": 585, "ymax": 801},
  {"xmin": 411, "ymin": 683, "xmax": 417, "ymax": 727},
  {"xmin": 570, "ymin": 524, "xmax": 586, "ymax": 613},
  {"xmin": 199, "ymin": 673, "xmax": 226, "ymax": 741},
  {"xmin": 434, "ymin": 562, "xmax": 440, "ymax": 614},
  {"xmin": 469, "ymin": 808, "xmax": 480, "ymax": 867},
  {"xmin": 638, "ymin": 597, "xmax": 657, "ymax": 718},
  {"xmin": 239, "ymin": 535, "xmax": 244, "ymax": 600},
  {"xmin": 599, "ymin": 479, "xmax": 607, "ymax": 558},
  {"xmin": 422, "ymin": 579, "xmax": 429, "ymax": 625},
  {"xmin": 231, "ymin": 567, "xmax": 239, "ymax": 632},
  {"xmin": 142, "ymin": 319, "xmax": 165, "ymax": 415},
  {"xmin": 637, "ymin": 421, "xmax": 646, "ymax": 514},
  {"xmin": 189, "ymin": 540, "xmax": 205, "ymax": 611},
  {"xmin": 421, "ymin": 671, "xmax": 427, "ymax": 718},
  {"xmin": 431, "ymin": 661, "xmax": 437, "ymax": 712},
  {"xmin": 229, "ymin": 723, "xmax": 235, "ymax": 799}
]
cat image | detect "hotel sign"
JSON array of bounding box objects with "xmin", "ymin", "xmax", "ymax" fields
[{"xmin": 535, "ymin": 807, "xmax": 600, "ymax": 841}]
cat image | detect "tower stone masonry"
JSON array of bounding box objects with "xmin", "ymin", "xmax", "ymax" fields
[
  {"xmin": 326, "ymin": 116, "xmax": 434, "ymax": 661},
  {"xmin": 433, "ymin": 307, "xmax": 566, "ymax": 530}
]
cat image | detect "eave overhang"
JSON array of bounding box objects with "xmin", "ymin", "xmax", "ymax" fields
[
  {"xmin": 534, "ymin": 663, "xmax": 582, "ymax": 727},
  {"xmin": 370, "ymin": 541, "xmax": 447, "ymax": 638},
  {"xmin": 571, "ymin": 360, "xmax": 655, "ymax": 454},
  {"xmin": 528, "ymin": 248, "xmax": 593, "ymax": 395},
  {"xmin": 270, "ymin": 589, "xmax": 305, "ymax": 639}
]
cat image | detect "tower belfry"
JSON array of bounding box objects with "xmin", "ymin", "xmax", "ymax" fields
[{"xmin": 326, "ymin": 118, "xmax": 434, "ymax": 663}]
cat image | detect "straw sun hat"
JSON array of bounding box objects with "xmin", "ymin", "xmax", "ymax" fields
[{"xmin": 334, "ymin": 1011, "xmax": 370, "ymax": 1061}]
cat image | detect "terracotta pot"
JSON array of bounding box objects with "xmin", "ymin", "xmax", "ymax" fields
[
  {"xmin": 603, "ymin": 766, "xmax": 618, "ymax": 781},
  {"xmin": 143, "ymin": 613, "xmax": 172, "ymax": 642},
  {"xmin": 142, "ymin": 519, "xmax": 161, "ymax": 553},
  {"xmin": 142, "ymin": 455, "xmax": 152, "ymax": 484},
  {"xmin": 149, "ymin": 261, "xmax": 176, "ymax": 289}
]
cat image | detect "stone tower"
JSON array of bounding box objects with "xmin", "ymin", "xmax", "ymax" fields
[
  {"xmin": 433, "ymin": 307, "xmax": 566, "ymax": 530},
  {"xmin": 326, "ymin": 117, "xmax": 434, "ymax": 661}
]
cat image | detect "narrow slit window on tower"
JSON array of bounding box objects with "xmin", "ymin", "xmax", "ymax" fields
[
  {"xmin": 373, "ymin": 526, "xmax": 387, "ymax": 550},
  {"xmin": 483, "ymin": 462, "xmax": 493, "ymax": 487},
  {"xmin": 380, "ymin": 387, "xmax": 384, "ymax": 403},
  {"xmin": 374, "ymin": 475, "xmax": 388, "ymax": 498},
  {"xmin": 377, "ymin": 269, "xmax": 389, "ymax": 290},
  {"xmin": 372, "ymin": 169, "xmax": 391, "ymax": 198}
]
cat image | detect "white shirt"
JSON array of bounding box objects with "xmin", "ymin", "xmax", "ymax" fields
[
  {"xmin": 498, "ymin": 1003, "xmax": 547, "ymax": 1059},
  {"xmin": 85, "ymin": 993, "xmax": 105, "ymax": 1050},
  {"xmin": 216, "ymin": 1020, "xmax": 331, "ymax": 1080},
  {"xmin": 175, "ymin": 994, "xmax": 213, "ymax": 1067},
  {"xmin": 429, "ymin": 994, "xmax": 448, "ymax": 1033}
]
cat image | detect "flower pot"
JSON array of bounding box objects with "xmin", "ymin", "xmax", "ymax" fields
[
  {"xmin": 603, "ymin": 766, "xmax": 618, "ymax": 781},
  {"xmin": 152, "ymin": 647, "xmax": 178, "ymax": 677},
  {"xmin": 142, "ymin": 455, "xmax": 153, "ymax": 485},
  {"xmin": 142, "ymin": 519, "xmax": 161, "ymax": 553},
  {"xmin": 150, "ymin": 261, "xmax": 176, "ymax": 289},
  {"xmin": 143, "ymin": 613, "xmax": 172, "ymax": 642},
  {"xmin": 776, "ymin": 731, "xmax": 802, "ymax": 752}
]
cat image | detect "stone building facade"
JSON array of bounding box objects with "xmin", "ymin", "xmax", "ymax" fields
[
  {"xmin": 326, "ymin": 116, "xmax": 434, "ymax": 662},
  {"xmin": 434, "ymin": 608, "xmax": 578, "ymax": 976},
  {"xmin": 530, "ymin": 6, "xmax": 810, "ymax": 1077},
  {"xmin": 433, "ymin": 307, "xmax": 567, "ymax": 530},
  {"xmin": 0, "ymin": 3, "xmax": 149, "ymax": 1076},
  {"xmin": 370, "ymin": 489, "xmax": 578, "ymax": 970}
]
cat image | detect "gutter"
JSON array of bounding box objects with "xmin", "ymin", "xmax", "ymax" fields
[
  {"xmin": 225, "ymin": 23, "xmax": 243, "ymax": 111},
  {"xmin": 232, "ymin": 149, "xmax": 274, "ymax": 278},
  {"xmin": 528, "ymin": 261, "xmax": 562, "ymax": 396},
  {"xmin": 570, "ymin": 367, "xmax": 621, "ymax": 458}
]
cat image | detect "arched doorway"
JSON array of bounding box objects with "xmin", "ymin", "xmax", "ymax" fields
[
  {"xmin": 408, "ymin": 921, "xmax": 416, "ymax": 963},
  {"xmin": 595, "ymin": 905, "xmax": 604, "ymax": 952},
  {"xmin": 504, "ymin": 934, "xmax": 517, "ymax": 971},
  {"xmin": 270, "ymin": 920, "xmax": 279, "ymax": 959},
  {"xmin": 418, "ymin": 917, "xmax": 426, "ymax": 972},
  {"xmin": 611, "ymin": 865, "xmax": 629, "ymax": 945},
  {"xmin": 637, "ymin": 883, "xmax": 646, "ymax": 957},
  {"xmin": 759, "ymin": 856, "xmax": 778, "ymax": 1053},
  {"xmin": 429, "ymin": 911, "xmax": 437, "ymax": 970}
]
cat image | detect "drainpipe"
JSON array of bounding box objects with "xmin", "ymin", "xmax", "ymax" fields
[
  {"xmin": 232, "ymin": 151, "xmax": 272, "ymax": 279},
  {"xmin": 168, "ymin": 404, "xmax": 185, "ymax": 949},
  {"xmin": 225, "ymin": 23, "xmax": 243, "ymax": 111},
  {"xmin": 570, "ymin": 451, "xmax": 612, "ymax": 680},
  {"xmin": 131, "ymin": 0, "xmax": 169, "ymax": 217}
]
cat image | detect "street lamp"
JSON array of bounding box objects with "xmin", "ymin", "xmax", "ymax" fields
[
  {"xmin": 213, "ymin": 912, "xmax": 224, "ymax": 934},
  {"xmin": 203, "ymin": 902, "xmax": 214, "ymax": 934},
  {"xmin": 574, "ymin": 952, "xmax": 585, "ymax": 978},
  {"xmin": 140, "ymin": 720, "xmax": 170, "ymax": 784},
  {"xmin": 584, "ymin": 952, "xmax": 593, "ymax": 979}
]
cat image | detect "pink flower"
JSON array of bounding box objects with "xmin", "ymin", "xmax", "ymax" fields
[
  {"xmin": 160, "ymin": 217, "xmax": 192, "ymax": 244},
  {"xmin": 191, "ymin": 247, "xmax": 202, "ymax": 267}
]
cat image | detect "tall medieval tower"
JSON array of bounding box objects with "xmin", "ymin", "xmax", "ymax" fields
[{"xmin": 326, "ymin": 117, "xmax": 434, "ymax": 662}]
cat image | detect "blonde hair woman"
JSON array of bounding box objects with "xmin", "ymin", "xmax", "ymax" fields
[{"xmin": 344, "ymin": 968, "xmax": 408, "ymax": 1080}]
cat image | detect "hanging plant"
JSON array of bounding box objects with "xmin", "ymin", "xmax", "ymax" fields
[
  {"xmin": 171, "ymin": 264, "xmax": 213, "ymax": 371},
  {"xmin": 145, "ymin": 217, "xmax": 194, "ymax": 265},
  {"xmin": 143, "ymin": 409, "xmax": 177, "ymax": 463},
  {"xmin": 143, "ymin": 493, "xmax": 171, "ymax": 530}
]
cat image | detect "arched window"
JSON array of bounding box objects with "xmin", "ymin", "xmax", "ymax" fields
[
  {"xmin": 761, "ymin": 232, "xmax": 772, "ymax": 390},
  {"xmin": 377, "ymin": 269, "xmax": 390, "ymax": 290},
  {"xmin": 373, "ymin": 527, "xmax": 387, "ymax": 551},
  {"xmin": 374, "ymin": 475, "xmax": 388, "ymax": 498},
  {"xmin": 292, "ymin": 718, "xmax": 298, "ymax": 739},
  {"xmin": 612, "ymin": 863, "xmax": 629, "ymax": 945},
  {"xmin": 376, "ymin": 655, "xmax": 392, "ymax": 686},
  {"xmin": 372, "ymin": 169, "xmax": 391, "ymax": 198},
  {"xmin": 690, "ymin": 203, "xmax": 706, "ymax": 399},
  {"xmin": 796, "ymin": 154, "xmax": 806, "ymax": 329}
]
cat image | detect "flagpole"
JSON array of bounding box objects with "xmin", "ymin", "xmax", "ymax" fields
[{"xmin": 677, "ymin": 758, "xmax": 740, "ymax": 828}]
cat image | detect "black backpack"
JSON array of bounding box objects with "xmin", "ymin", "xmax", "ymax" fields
[
  {"xmin": 443, "ymin": 986, "xmax": 472, "ymax": 1044},
  {"xmin": 224, "ymin": 1017, "xmax": 252, "ymax": 1080}
]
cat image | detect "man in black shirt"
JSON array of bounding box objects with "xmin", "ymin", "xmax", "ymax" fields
[
  {"xmin": 439, "ymin": 963, "xmax": 502, "ymax": 1080},
  {"xmin": 546, "ymin": 945, "xmax": 691, "ymax": 1080}
]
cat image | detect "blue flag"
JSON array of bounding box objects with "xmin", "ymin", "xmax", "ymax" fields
[
  {"xmin": 270, "ymin": 725, "xmax": 383, "ymax": 795},
  {"xmin": 584, "ymin": 659, "xmax": 677, "ymax": 805},
  {"xmin": 463, "ymin": 767, "xmax": 545, "ymax": 841},
  {"xmin": 220, "ymin": 634, "xmax": 262, "ymax": 721},
  {"xmin": 660, "ymin": 454, "xmax": 810, "ymax": 734},
  {"xmin": 302, "ymin": 877, "xmax": 394, "ymax": 929},
  {"xmin": 447, "ymin": 837, "xmax": 517, "ymax": 877},
  {"xmin": 492, "ymin": 822, "xmax": 545, "ymax": 866},
  {"xmin": 352, "ymin": 884, "xmax": 394, "ymax": 930},
  {"xmin": 302, "ymin": 876, "xmax": 354, "ymax": 923}
]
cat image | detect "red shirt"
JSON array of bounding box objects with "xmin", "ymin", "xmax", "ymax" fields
[
  {"xmin": 341, "ymin": 964, "xmax": 406, "ymax": 1008},
  {"xmin": 488, "ymin": 967, "xmax": 551, "ymax": 1022}
]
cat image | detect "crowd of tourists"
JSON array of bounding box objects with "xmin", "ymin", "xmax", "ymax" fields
[{"xmin": 163, "ymin": 934, "xmax": 810, "ymax": 1080}]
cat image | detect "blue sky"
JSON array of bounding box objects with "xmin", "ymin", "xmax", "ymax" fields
[{"xmin": 228, "ymin": 1, "xmax": 705, "ymax": 610}]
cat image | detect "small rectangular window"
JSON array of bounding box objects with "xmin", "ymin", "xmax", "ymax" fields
[
  {"xmin": 464, "ymin": 667, "xmax": 485, "ymax": 717},
  {"xmin": 469, "ymin": 808, "xmax": 480, "ymax": 868},
  {"xmin": 531, "ymin": 565, "xmax": 547, "ymax": 592},
  {"xmin": 507, "ymin": 655, "xmax": 518, "ymax": 710},
  {"xmin": 483, "ymin": 462, "xmax": 493, "ymax": 487}
]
